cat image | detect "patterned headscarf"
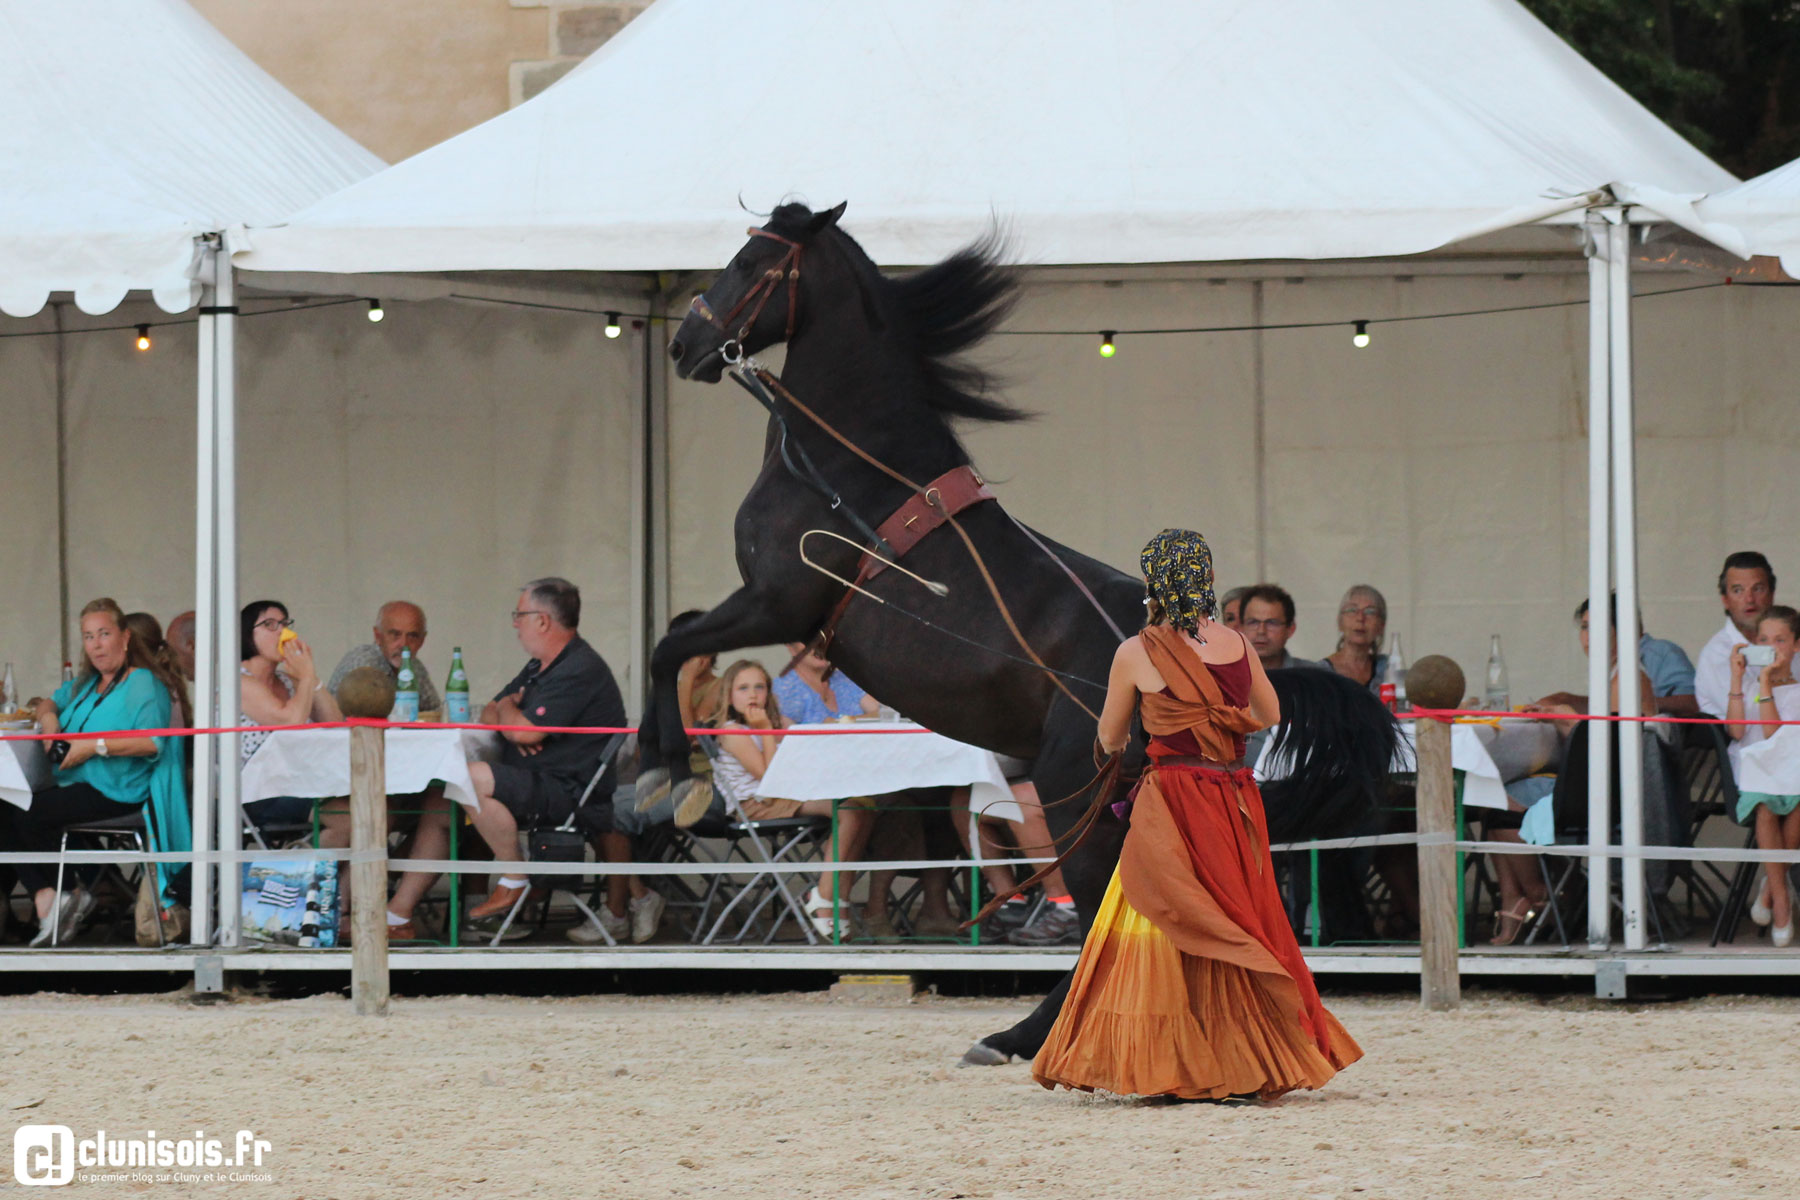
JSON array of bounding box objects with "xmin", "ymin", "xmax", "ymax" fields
[{"xmin": 1140, "ymin": 528, "xmax": 1216, "ymax": 635}]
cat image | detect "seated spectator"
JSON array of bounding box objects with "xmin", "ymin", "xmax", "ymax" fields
[
  {"xmin": 164, "ymin": 610, "xmax": 196, "ymax": 682},
  {"xmin": 1477, "ymin": 597, "xmax": 1657, "ymax": 944},
  {"xmin": 0, "ymin": 599, "xmax": 190, "ymax": 946},
  {"xmin": 1323, "ymin": 584, "xmax": 1389, "ymax": 695},
  {"xmin": 1723, "ymin": 605, "xmax": 1800, "ymax": 945},
  {"xmin": 1219, "ymin": 586, "xmax": 1249, "ymax": 630},
  {"xmin": 1697, "ymin": 551, "xmax": 1776, "ymax": 718},
  {"xmin": 1239, "ymin": 584, "xmax": 1323, "ymax": 671},
  {"xmin": 1638, "ymin": 625, "xmax": 1698, "ymax": 718},
  {"xmin": 949, "ymin": 770, "xmax": 1081, "ymax": 945},
  {"xmin": 610, "ymin": 611, "xmax": 726, "ymax": 843},
  {"xmin": 774, "ymin": 643, "xmax": 881, "ymax": 722},
  {"xmin": 238, "ymin": 599, "xmax": 344, "ymax": 829},
  {"xmin": 123, "ymin": 612, "xmax": 193, "ymax": 730},
  {"xmin": 463, "ymin": 578, "xmax": 662, "ymax": 943},
  {"xmin": 709, "ymin": 659, "xmax": 877, "ymax": 937},
  {"xmin": 326, "ymin": 601, "xmax": 442, "ymax": 718}
]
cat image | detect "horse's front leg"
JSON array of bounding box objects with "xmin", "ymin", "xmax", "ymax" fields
[{"xmin": 636, "ymin": 585, "xmax": 820, "ymax": 812}]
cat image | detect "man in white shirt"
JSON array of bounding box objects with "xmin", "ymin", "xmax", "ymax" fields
[{"xmin": 1696, "ymin": 551, "xmax": 1777, "ymax": 718}]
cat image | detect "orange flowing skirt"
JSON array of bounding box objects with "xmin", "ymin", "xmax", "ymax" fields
[{"xmin": 1033, "ymin": 764, "xmax": 1362, "ymax": 1100}]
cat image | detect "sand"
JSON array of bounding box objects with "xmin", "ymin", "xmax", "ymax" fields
[{"xmin": 2, "ymin": 987, "xmax": 1797, "ymax": 1198}]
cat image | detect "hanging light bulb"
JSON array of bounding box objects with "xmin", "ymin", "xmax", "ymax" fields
[
  {"xmin": 135, "ymin": 324, "xmax": 151, "ymax": 352},
  {"xmin": 604, "ymin": 311, "xmax": 622, "ymax": 339},
  {"xmin": 1352, "ymin": 320, "xmax": 1370, "ymax": 349},
  {"xmin": 367, "ymin": 299, "xmax": 385, "ymax": 323},
  {"xmin": 1099, "ymin": 330, "xmax": 1116, "ymax": 359}
]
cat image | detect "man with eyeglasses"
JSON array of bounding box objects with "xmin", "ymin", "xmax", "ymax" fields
[
  {"xmin": 461, "ymin": 578, "xmax": 657, "ymax": 941},
  {"xmin": 325, "ymin": 601, "xmax": 442, "ymax": 717},
  {"xmin": 1238, "ymin": 584, "xmax": 1323, "ymax": 672}
]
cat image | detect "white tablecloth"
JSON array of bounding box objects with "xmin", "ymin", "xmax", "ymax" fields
[
  {"xmin": 1256, "ymin": 719, "xmax": 1509, "ymax": 810},
  {"xmin": 754, "ymin": 722, "xmax": 1019, "ymax": 822},
  {"xmin": 0, "ymin": 732, "xmax": 50, "ymax": 811},
  {"xmin": 241, "ymin": 727, "xmax": 482, "ymax": 810},
  {"xmin": 1736, "ymin": 725, "xmax": 1800, "ymax": 796}
]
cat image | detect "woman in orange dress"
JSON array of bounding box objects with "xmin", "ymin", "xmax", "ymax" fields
[{"xmin": 1033, "ymin": 529, "xmax": 1362, "ymax": 1100}]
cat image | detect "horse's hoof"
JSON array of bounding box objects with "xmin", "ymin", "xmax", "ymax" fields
[
  {"xmin": 634, "ymin": 767, "xmax": 671, "ymax": 813},
  {"xmin": 958, "ymin": 1041, "xmax": 1012, "ymax": 1068}
]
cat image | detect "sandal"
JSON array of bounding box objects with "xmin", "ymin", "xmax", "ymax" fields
[
  {"xmin": 1490, "ymin": 897, "xmax": 1536, "ymax": 947},
  {"xmin": 803, "ymin": 886, "xmax": 845, "ymax": 939}
]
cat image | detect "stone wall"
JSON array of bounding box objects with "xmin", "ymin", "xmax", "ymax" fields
[{"xmin": 189, "ymin": 1, "xmax": 647, "ymax": 161}]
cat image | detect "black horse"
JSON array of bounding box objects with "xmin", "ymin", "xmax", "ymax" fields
[{"xmin": 652, "ymin": 201, "xmax": 1395, "ymax": 1066}]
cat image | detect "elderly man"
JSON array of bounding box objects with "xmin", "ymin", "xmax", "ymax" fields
[
  {"xmin": 462, "ymin": 578, "xmax": 661, "ymax": 943},
  {"xmin": 327, "ymin": 601, "xmax": 442, "ymax": 715},
  {"xmin": 165, "ymin": 611, "xmax": 196, "ymax": 682},
  {"xmin": 1697, "ymin": 551, "xmax": 1777, "ymax": 718},
  {"xmin": 1239, "ymin": 584, "xmax": 1323, "ymax": 671}
]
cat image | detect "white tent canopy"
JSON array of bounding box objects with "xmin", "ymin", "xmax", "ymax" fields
[
  {"xmin": 235, "ymin": 0, "xmax": 1732, "ymax": 275},
  {"xmin": 0, "ymin": 0, "xmax": 380, "ymax": 316},
  {"xmin": 1683, "ymin": 156, "xmax": 1800, "ymax": 276}
]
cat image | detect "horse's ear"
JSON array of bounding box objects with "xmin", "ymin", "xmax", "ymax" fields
[{"xmin": 808, "ymin": 201, "xmax": 847, "ymax": 232}]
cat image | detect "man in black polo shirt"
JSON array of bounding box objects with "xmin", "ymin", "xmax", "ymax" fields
[{"xmin": 465, "ymin": 578, "xmax": 662, "ymax": 941}]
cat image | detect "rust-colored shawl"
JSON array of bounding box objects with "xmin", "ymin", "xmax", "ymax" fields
[{"xmin": 1138, "ymin": 625, "xmax": 1262, "ymax": 761}]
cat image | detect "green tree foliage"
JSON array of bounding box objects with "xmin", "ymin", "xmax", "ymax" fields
[{"xmin": 1523, "ymin": 0, "xmax": 1800, "ymax": 177}]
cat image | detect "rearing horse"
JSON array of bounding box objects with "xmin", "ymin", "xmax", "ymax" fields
[{"xmin": 651, "ymin": 201, "xmax": 1394, "ymax": 1066}]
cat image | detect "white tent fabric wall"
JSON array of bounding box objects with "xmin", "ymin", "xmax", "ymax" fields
[
  {"xmin": 233, "ymin": 0, "xmax": 1733, "ymax": 275},
  {"xmin": 0, "ymin": 300, "xmax": 638, "ymax": 704},
  {"xmin": 666, "ymin": 267, "xmax": 1800, "ymax": 703},
  {"xmin": 0, "ymin": 0, "xmax": 381, "ymax": 317}
]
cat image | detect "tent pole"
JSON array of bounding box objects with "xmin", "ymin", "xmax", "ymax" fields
[
  {"xmin": 213, "ymin": 259, "xmax": 242, "ymax": 946},
  {"xmin": 1582, "ymin": 212, "xmax": 1613, "ymax": 950},
  {"xmin": 1607, "ymin": 213, "xmax": 1647, "ymax": 951},
  {"xmin": 190, "ymin": 243, "xmax": 219, "ymax": 947},
  {"xmin": 52, "ymin": 302, "xmax": 70, "ymax": 667},
  {"xmin": 629, "ymin": 304, "xmax": 650, "ymax": 715}
]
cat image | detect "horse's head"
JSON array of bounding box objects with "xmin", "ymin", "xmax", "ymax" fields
[{"xmin": 668, "ymin": 200, "xmax": 848, "ymax": 382}]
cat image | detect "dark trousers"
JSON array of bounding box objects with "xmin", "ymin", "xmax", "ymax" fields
[{"xmin": 0, "ymin": 783, "xmax": 140, "ymax": 893}]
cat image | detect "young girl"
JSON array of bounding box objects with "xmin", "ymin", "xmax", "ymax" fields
[
  {"xmin": 709, "ymin": 660, "xmax": 878, "ymax": 937},
  {"xmin": 1726, "ymin": 605, "xmax": 1800, "ymax": 946}
]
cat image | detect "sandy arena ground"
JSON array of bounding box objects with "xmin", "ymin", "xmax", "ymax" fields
[{"xmin": 2, "ymin": 987, "xmax": 1797, "ymax": 1198}]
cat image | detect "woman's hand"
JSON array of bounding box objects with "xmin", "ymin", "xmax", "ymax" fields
[
  {"xmin": 282, "ymin": 636, "xmax": 319, "ymax": 682},
  {"xmin": 1731, "ymin": 643, "xmax": 1748, "ymax": 682},
  {"xmin": 57, "ymin": 739, "xmax": 96, "ymax": 771},
  {"xmin": 32, "ymin": 697, "xmax": 59, "ymax": 734},
  {"xmin": 743, "ymin": 701, "xmax": 772, "ymax": 730}
]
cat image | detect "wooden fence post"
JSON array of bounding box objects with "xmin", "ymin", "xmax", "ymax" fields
[
  {"xmin": 1415, "ymin": 715, "xmax": 1460, "ymax": 1012},
  {"xmin": 349, "ymin": 723, "xmax": 389, "ymax": 1016}
]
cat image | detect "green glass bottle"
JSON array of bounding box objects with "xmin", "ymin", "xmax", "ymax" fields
[
  {"xmin": 445, "ymin": 647, "xmax": 470, "ymax": 723},
  {"xmin": 393, "ymin": 647, "xmax": 420, "ymax": 722}
]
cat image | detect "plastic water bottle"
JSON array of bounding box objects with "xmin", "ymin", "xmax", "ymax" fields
[
  {"xmin": 391, "ymin": 648, "xmax": 420, "ymax": 723},
  {"xmin": 445, "ymin": 647, "xmax": 470, "ymax": 723},
  {"xmin": 60, "ymin": 662, "xmax": 73, "ymax": 685},
  {"xmin": 1, "ymin": 663, "xmax": 16, "ymax": 711},
  {"xmin": 1380, "ymin": 634, "xmax": 1408, "ymax": 713},
  {"xmin": 1484, "ymin": 634, "xmax": 1510, "ymax": 712}
]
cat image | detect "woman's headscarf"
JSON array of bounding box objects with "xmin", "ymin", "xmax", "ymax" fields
[{"xmin": 1140, "ymin": 528, "xmax": 1216, "ymax": 635}]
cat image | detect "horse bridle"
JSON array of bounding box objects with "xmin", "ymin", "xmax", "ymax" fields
[{"xmin": 688, "ymin": 226, "xmax": 804, "ymax": 364}]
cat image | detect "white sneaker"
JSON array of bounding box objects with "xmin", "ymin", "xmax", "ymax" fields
[
  {"xmin": 629, "ymin": 891, "xmax": 666, "ymax": 944},
  {"xmin": 1775, "ymin": 922, "xmax": 1794, "ymax": 949},
  {"xmin": 30, "ymin": 890, "xmax": 82, "ymax": 947},
  {"xmin": 566, "ymin": 907, "xmax": 629, "ymax": 945}
]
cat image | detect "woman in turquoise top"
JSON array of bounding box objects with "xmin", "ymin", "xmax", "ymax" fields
[{"xmin": 1, "ymin": 598, "xmax": 191, "ymax": 946}]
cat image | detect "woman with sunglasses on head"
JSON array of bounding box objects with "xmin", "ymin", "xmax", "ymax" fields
[
  {"xmin": 0, "ymin": 598, "xmax": 191, "ymax": 945},
  {"xmin": 1033, "ymin": 529, "xmax": 1361, "ymax": 1101}
]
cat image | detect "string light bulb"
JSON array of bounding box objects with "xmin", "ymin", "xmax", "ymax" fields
[
  {"xmin": 604, "ymin": 311, "xmax": 622, "ymax": 339},
  {"xmin": 1352, "ymin": 320, "xmax": 1370, "ymax": 349},
  {"xmin": 134, "ymin": 324, "xmax": 151, "ymax": 352},
  {"xmin": 1098, "ymin": 330, "xmax": 1116, "ymax": 359},
  {"xmin": 367, "ymin": 299, "xmax": 384, "ymax": 323}
]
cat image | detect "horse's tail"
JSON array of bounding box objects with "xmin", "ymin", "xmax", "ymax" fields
[{"xmin": 1259, "ymin": 669, "xmax": 1401, "ymax": 844}]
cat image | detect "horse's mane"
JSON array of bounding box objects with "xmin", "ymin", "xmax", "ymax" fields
[{"xmin": 768, "ymin": 203, "xmax": 1028, "ymax": 425}]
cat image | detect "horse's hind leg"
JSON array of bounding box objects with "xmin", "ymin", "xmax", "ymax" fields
[{"xmin": 960, "ymin": 970, "xmax": 1073, "ymax": 1066}]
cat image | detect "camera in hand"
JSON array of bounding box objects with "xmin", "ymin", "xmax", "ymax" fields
[{"xmin": 44, "ymin": 739, "xmax": 70, "ymax": 765}]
